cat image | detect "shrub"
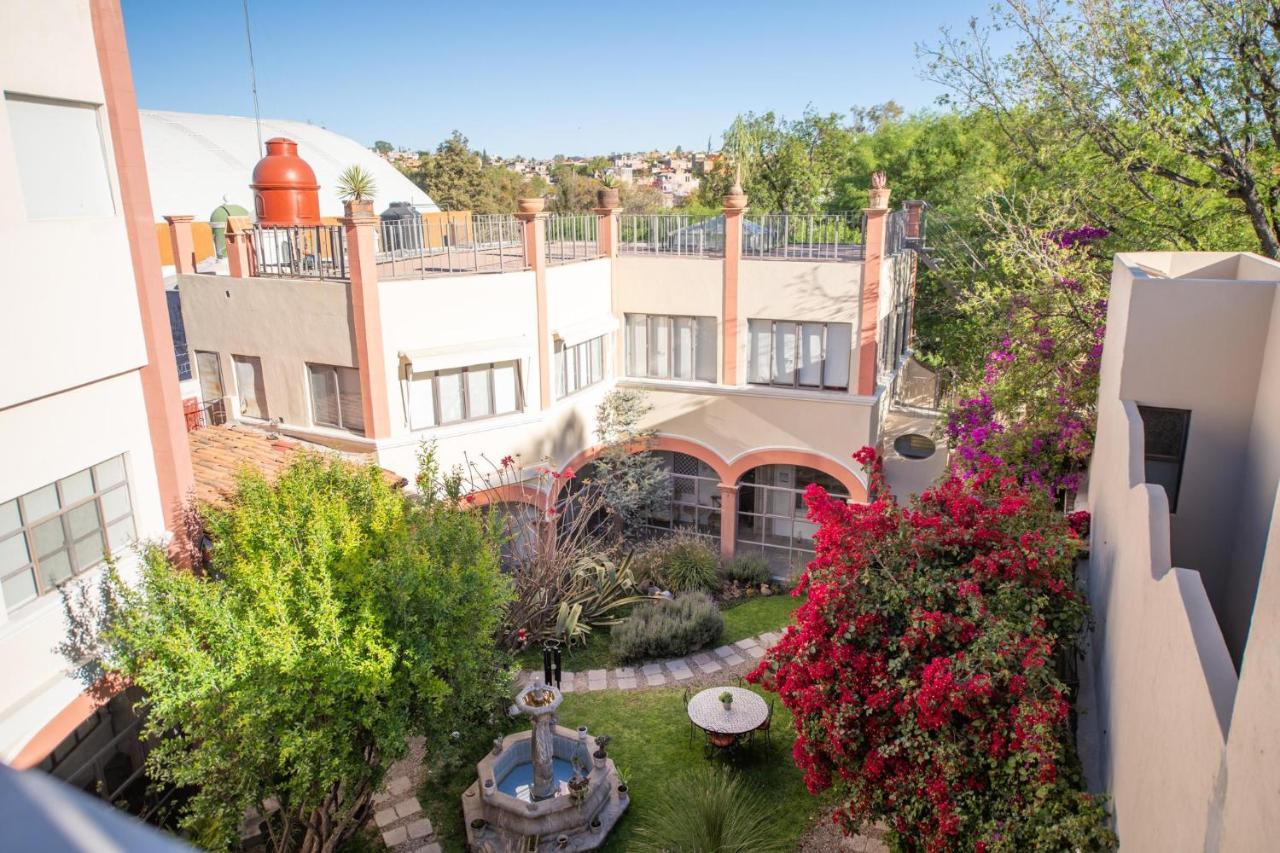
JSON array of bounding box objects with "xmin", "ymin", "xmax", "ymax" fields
[
  {"xmin": 633, "ymin": 532, "xmax": 719, "ymax": 592},
  {"xmin": 722, "ymin": 553, "xmax": 772, "ymax": 587},
  {"xmin": 750, "ymin": 447, "xmax": 1115, "ymax": 851},
  {"xmin": 611, "ymin": 591, "xmax": 723, "ymax": 662},
  {"xmin": 633, "ymin": 766, "xmax": 787, "ymax": 853}
]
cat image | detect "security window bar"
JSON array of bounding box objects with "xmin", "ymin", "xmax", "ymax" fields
[
  {"xmin": 554, "ymin": 335, "xmax": 606, "ymax": 399},
  {"xmin": 1138, "ymin": 405, "xmax": 1191, "ymax": 513},
  {"xmin": 307, "ymin": 364, "xmax": 366, "ymax": 434},
  {"xmin": 735, "ymin": 465, "xmax": 848, "ymax": 576},
  {"xmin": 0, "ymin": 455, "xmax": 135, "ymax": 614},
  {"xmin": 624, "ymin": 313, "xmax": 717, "ymax": 382},
  {"xmin": 408, "ymin": 361, "xmax": 524, "ymax": 430},
  {"xmin": 747, "ymin": 319, "xmax": 852, "ymax": 390}
]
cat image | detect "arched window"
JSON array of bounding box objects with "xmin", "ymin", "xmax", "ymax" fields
[
  {"xmin": 641, "ymin": 451, "xmax": 721, "ymax": 542},
  {"xmin": 486, "ymin": 501, "xmax": 541, "ymax": 570},
  {"xmin": 735, "ymin": 464, "xmax": 847, "ymax": 574}
]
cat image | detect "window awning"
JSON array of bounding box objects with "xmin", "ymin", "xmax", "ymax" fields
[
  {"xmin": 399, "ymin": 336, "xmax": 534, "ymax": 373},
  {"xmin": 552, "ymin": 314, "xmax": 619, "ymax": 347}
]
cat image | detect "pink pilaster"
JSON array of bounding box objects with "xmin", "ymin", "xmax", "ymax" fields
[
  {"xmin": 718, "ymin": 483, "xmax": 738, "ymax": 561},
  {"xmin": 593, "ymin": 206, "xmax": 620, "ymax": 258},
  {"xmin": 343, "ymin": 206, "xmax": 392, "ymax": 439},
  {"xmin": 90, "ymin": 0, "xmax": 194, "ymax": 539},
  {"xmin": 858, "ymin": 206, "xmax": 889, "ymax": 396},
  {"xmin": 721, "ymin": 189, "xmax": 748, "ymax": 385},
  {"xmin": 226, "ymin": 218, "xmax": 253, "ymax": 278},
  {"xmin": 164, "ymin": 215, "xmax": 195, "ymax": 274},
  {"xmin": 517, "ymin": 200, "xmax": 551, "ymax": 409}
]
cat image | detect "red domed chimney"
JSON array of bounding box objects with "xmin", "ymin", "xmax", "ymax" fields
[{"xmin": 251, "ymin": 137, "xmax": 321, "ymax": 226}]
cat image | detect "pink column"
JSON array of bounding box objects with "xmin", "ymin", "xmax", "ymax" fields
[
  {"xmin": 718, "ymin": 483, "xmax": 738, "ymax": 562},
  {"xmin": 858, "ymin": 198, "xmax": 890, "ymax": 397},
  {"xmin": 517, "ymin": 199, "xmax": 552, "ymax": 409},
  {"xmin": 164, "ymin": 215, "xmax": 195, "ymax": 274},
  {"xmin": 343, "ymin": 202, "xmax": 393, "ymax": 440},
  {"xmin": 593, "ymin": 206, "xmax": 620, "ymax": 258},
  {"xmin": 91, "ymin": 0, "xmax": 194, "ymax": 540},
  {"xmin": 722, "ymin": 187, "xmax": 748, "ymax": 385},
  {"xmin": 226, "ymin": 219, "xmax": 253, "ymax": 278}
]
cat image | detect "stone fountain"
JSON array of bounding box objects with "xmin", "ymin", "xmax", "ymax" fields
[{"xmin": 462, "ymin": 684, "xmax": 628, "ymax": 851}]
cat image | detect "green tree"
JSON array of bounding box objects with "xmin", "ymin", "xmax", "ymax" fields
[
  {"xmin": 408, "ymin": 130, "xmax": 486, "ymax": 211},
  {"xmin": 924, "ymin": 0, "xmax": 1279, "ymax": 257},
  {"xmin": 372, "ymin": 140, "xmax": 393, "ymax": 155},
  {"xmin": 588, "ymin": 388, "xmax": 671, "ymax": 536},
  {"xmin": 65, "ymin": 454, "xmax": 511, "ymax": 852}
]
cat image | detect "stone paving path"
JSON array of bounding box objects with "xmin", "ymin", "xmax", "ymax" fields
[
  {"xmin": 372, "ymin": 737, "xmax": 442, "ymax": 853},
  {"xmin": 518, "ymin": 630, "xmax": 784, "ymax": 694}
]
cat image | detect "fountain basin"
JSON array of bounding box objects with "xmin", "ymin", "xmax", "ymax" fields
[{"xmin": 497, "ymin": 757, "xmax": 576, "ymax": 800}]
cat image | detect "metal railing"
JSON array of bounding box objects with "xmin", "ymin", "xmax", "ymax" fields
[
  {"xmin": 250, "ymin": 225, "xmax": 348, "ymax": 280},
  {"xmin": 545, "ymin": 213, "xmax": 602, "ymax": 265},
  {"xmin": 619, "ymin": 213, "xmax": 725, "ymax": 257},
  {"xmin": 743, "ymin": 213, "xmax": 864, "ymax": 261},
  {"xmin": 376, "ymin": 214, "xmax": 527, "ymax": 278}
]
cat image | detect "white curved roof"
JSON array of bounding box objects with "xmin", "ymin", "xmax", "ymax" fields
[{"xmin": 139, "ymin": 110, "xmax": 437, "ymax": 220}]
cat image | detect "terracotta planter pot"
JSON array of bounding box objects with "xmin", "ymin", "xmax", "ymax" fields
[
  {"xmin": 596, "ymin": 187, "xmax": 620, "ymax": 209},
  {"xmin": 722, "ymin": 184, "xmax": 748, "ymax": 212},
  {"xmin": 517, "ymin": 197, "xmax": 545, "ymax": 215},
  {"xmin": 343, "ymin": 198, "xmax": 374, "ymax": 218}
]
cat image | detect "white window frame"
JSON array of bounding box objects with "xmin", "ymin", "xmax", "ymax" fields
[
  {"xmin": 408, "ymin": 360, "xmax": 525, "ymax": 429},
  {"xmin": 554, "ymin": 334, "xmax": 607, "ymax": 399},
  {"xmin": 747, "ymin": 319, "xmax": 852, "ymax": 391},
  {"xmin": 624, "ymin": 313, "xmax": 717, "ymax": 382},
  {"xmin": 306, "ymin": 363, "xmax": 365, "ymax": 434}
]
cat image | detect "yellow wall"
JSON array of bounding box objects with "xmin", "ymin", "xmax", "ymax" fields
[{"xmin": 154, "ymin": 221, "xmax": 216, "ymax": 266}]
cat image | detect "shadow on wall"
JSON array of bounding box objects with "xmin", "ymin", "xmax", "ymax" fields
[{"xmin": 747, "ymin": 264, "xmax": 857, "ymax": 320}]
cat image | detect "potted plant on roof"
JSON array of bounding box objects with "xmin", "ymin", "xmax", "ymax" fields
[
  {"xmin": 337, "ymin": 164, "xmax": 377, "ymax": 217},
  {"xmin": 596, "ymin": 173, "xmax": 620, "ymax": 209},
  {"xmin": 518, "ymin": 195, "xmax": 546, "ymax": 215}
]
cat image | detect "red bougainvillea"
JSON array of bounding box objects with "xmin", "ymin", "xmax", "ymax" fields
[{"xmin": 750, "ymin": 449, "xmax": 1114, "ymax": 851}]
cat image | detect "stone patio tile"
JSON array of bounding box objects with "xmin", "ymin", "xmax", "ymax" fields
[
  {"xmin": 734, "ymin": 637, "xmax": 759, "ymax": 651},
  {"xmin": 559, "ymin": 678, "xmax": 576, "ymax": 693},
  {"xmin": 641, "ymin": 670, "xmax": 668, "ymax": 686},
  {"xmin": 616, "ymin": 676, "xmax": 638, "ymax": 690},
  {"xmin": 714, "ymin": 645, "xmax": 736, "ymax": 658},
  {"xmin": 761, "ymin": 631, "xmax": 783, "ymax": 646},
  {"xmin": 372, "ymin": 789, "xmax": 392, "ymax": 804},
  {"xmin": 406, "ymin": 818, "xmax": 433, "ymax": 840},
  {"xmin": 413, "ymin": 844, "xmax": 443, "ymax": 853},
  {"xmin": 387, "ymin": 776, "xmax": 412, "ymax": 796},
  {"xmin": 382, "ymin": 826, "xmax": 408, "ymax": 847},
  {"xmin": 374, "ymin": 807, "xmax": 398, "ymax": 828},
  {"xmin": 610, "ymin": 666, "xmax": 634, "ymax": 679},
  {"xmin": 746, "ymin": 645, "xmax": 766, "ymax": 659},
  {"xmin": 393, "ymin": 797, "xmax": 421, "ymax": 819},
  {"xmin": 691, "ymin": 652, "xmax": 714, "ymax": 665},
  {"xmin": 640, "ymin": 662, "xmax": 664, "ymax": 677},
  {"xmin": 695, "ymin": 658, "xmax": 722, "ymax": 674},
  {"xmin": 722, "ymin": 653, "xmax": 746, "ymax": 666},
  {"xmin": 666, "ymin": 660, "xmax": 694, "ymax": 681},
  {"xmin": 586, "ymin": 668, "xmax": 607, "ymax": 681}
]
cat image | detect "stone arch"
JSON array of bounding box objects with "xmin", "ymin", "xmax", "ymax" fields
[
  {"xmin": 727, "ymin": 448, "xmax": 868, "ymax": 503},
  {"xmin": 465, "ymin": 482, "xmax": 550, "ymax": 513},
  {"xmin": 553, "ymin": 434, "xmax": 733, "ymax": 504}
]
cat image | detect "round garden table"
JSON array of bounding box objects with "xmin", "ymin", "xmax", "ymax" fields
[{"xmin": 687, "ymin": 686, "xmax": 769, "ymax": 737}]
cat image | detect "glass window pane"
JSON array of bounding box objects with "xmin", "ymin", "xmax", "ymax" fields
[
  {"xmin": 672, "ymin": 317, "xmax": 694, "ymax": 380},
  {"xmin": 748, "ymin": 319, "xmax": 771, "ymax": 383},
  {"xmin": 23, "ymin": 484, "xmax": 59, "ymax": 521},
  {"xmin": 59, "ymin": 469, "xmax": 94, "ymax": 505},
  {"xmin": 589, "ymin": 336, "xmax": 604, "ymax": 384},
  {"xmin": 493, "ymin": 363, "xmax": 519, "ymax": 413},
  {"xmin": 2, "ymin": 569, "xmax": 38, "ymax": 612},
  {"xmin": 100, "ymin": 486, "xmax": 132, "ymax": 521},
  {"xmin": 233, "ymin": 355, "xmax": 267, "ymax": 419},
  {"xmin": 0, "ymin": 534, "xmax": 30, "ymax": 574},
  {"xmin": 774, "ymin": 323, "xmax": 797, "ymax": 385},
  {"xmin": 825, "ymin": 324, "xmax": 852, "ymax": 389},
  {"xmin": 106, "ymin": 517, "xmax": 136, "ymax": 551},
  {"xmin": 337, "ymin": 367, "xmax": 364, "ymax": 432},
  {"xmin": 73, "ymin": 531, "xmax": 105, "ymax": 569},
  {"xmin": 38, "ymin": 550, "xmax": 73, "ymax": 587},
  {"xmin": 696, "ymin": 317, "xmax": 717, "ymax": 382},
  {"xmin": 67, "ymin": 502, "xmax": 100, "ymax": 539},
  {"xmin": 5, "ymin": 95, "xmax": 114, "ymax": 219},
  {"xmin": 195, "ymin": 351, "xmax": 224, "ymax": 401},
  {"xmin": 94, "ymin": 456, "xmax": 126, "ymax": 490},
  {"xmin": 467, "ymin": 368, "xmax": 493, "ymax": 418},
  {"xmin": 32, "ymin": 518, "xmax": 66, "ymax": 557},
  {"xmin": 626, "ymin": 314, "xmax": 647, "ymax": 377},
  {"xmin": 437, "ymin": 371, "xmax": 465, "ymax": 423},
  {"xmin": 309, "ymin": 365, "xmax": 340, "ymax": 427},
  {"xmin": 575, "ymin": 342, "xmax": 589, "ymax": 391},
  {"xmin": 799, "ymin": 324, "xmax": 824, "ymax": 386},
  {"xmin": 409, "ymin": 373, "xmax": 436, "ymax": 429},
  {"xmin": 648, "ymin": 317, "xmax": 670, "ymax": 378},
  {"xmin": 0, "ymin": 500, "xmax": 20, "ymax": 537}
]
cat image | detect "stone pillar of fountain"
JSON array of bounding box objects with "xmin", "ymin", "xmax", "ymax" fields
[{"xmin": 514, "ymin": 684, "xmax": 564, "ymax": 801}]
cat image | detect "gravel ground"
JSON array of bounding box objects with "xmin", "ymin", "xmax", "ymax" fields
[{"xmin": 797, "ymin": 810, "xmax": 890, "ymax": 853}]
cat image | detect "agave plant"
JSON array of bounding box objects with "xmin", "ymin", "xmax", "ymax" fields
[
  {"xmin": 336, "ymin": 164, "xmax": 377, "ymax": 202},
  {"xmin": 633, "ymin": 766, "xmax": 787, "ymax": 852},
  {"xmin": 552, "ymin": 554, "xmax": 652, "ymax": 646},
  {"xmin": 599, "ymin": 172, "xmax": 619, "ymax": 189}
]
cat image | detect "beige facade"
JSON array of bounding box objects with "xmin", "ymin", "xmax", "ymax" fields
[{"xmin": 1083, "ymin": 252, "xmax": 1280, "ymax": 850}]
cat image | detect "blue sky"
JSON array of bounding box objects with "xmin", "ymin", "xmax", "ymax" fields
[{"xmin": 121, "ymin": 0, "xmax": 996, "ymax": 158}]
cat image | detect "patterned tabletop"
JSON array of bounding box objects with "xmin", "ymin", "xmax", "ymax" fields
[{"xmin": 687, "ymin": 686, "xmax": 769, "ymax": 735}]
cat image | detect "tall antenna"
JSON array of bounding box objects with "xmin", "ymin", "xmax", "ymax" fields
[{"xmin": 242, "ymin": 0, "xmax": 263, "ymax": 156}]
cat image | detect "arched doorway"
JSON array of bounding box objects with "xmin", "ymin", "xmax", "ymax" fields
[
  {"xmin": 734, "ymin": 464, "xmax": 849, "ymax": 574},
  {"xmin": 638, "ymin": 450, "xmax": 722, "ymax": 543}
]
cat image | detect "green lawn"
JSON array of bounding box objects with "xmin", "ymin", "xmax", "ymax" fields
[{"xmin": 516, "ymin": 593, "xmax": 803, "ymax": 673}]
